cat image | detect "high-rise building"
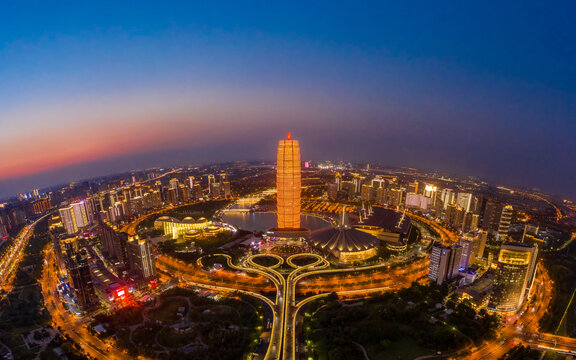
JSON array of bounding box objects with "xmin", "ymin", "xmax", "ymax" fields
[
  {"xmin": 97, "ymin": 224, "xmax": 129, "ymax": 267},
  {"xmin": 371, "ymin": 176, "xmax": 386, "ymax": 189},
  {"xmin": 276, "ymin": 133, "xmax": 301, "ymax": 230},
  {"xmin": 166, "ymin": 187, "xmax": 178, "ymax": 205},
  {"xmin": 456, "ymin": 192, "xmax": 473, "ymax": 212},
  {"xmin": 207, "ymin": 175, "xmax": 216, "ymax": 194},
  {"xmin": 188, "ymin": 176, "xmax": 195, "ymax": 189},
  {"xmin": 178, "ymin": 185, "xmax": 190, "ymax": 203},
  {"xmin": 67, "ymin": 248, "xmax": 97, "ymax": 310},
  {"xmin": 222, "ymin": 181, "xmax": 231, "ymax": 197},
  {"xmin": 488, "ymin": 242, "xmax": 538, "ymax": 313},
  {"xmin": 497, "ymin": 205, "xmax": 513, "ymax": 241},
  {"xmin": 335, "ymin": 172, "xmax": 342, "ymax": 191},
  {"xmin": 388, "ymin": 188, "xmax": 403, "ymax": 207},
  {"xmin": 327, "ymin": 183, "xmax": 338, "ymax": 200},
  {"xmin": 169, "ymin": 178, "xmax": 179, "ymax": 190},
  {"xmin": 482, "ymin": 200, "xmax": 504, "ymax": 234},
  {"xmin": 59, "ymin": 201, "xmax": 89, "ymax": 235},
  {"xmin": 407, "ymin": 182, "xmax": 419, "ymax": 194},
  {"xmin": 352, "ymin": 174, "xmax": 362, "ymax": 194},
  {"xmin": 423, "ymin": 184, "xmax": 438, "ymax": 206},
  {"xmin": 127, "ymin": 236, "xmax": 156, "ymax": 280},
  {"xmin": 440, "ymin": 189, "xmax": 455, "ymax": 210},
  {"xmin": 361, "ymin": 184, "xmax": 374, "ymax": 203},
  {"xmin": 429, "ymin": 244, "xmax": 463, "ymax": 285},
  {"xmin": 33, "ymin": 198, "xmax": 52, "ymax": 214}
]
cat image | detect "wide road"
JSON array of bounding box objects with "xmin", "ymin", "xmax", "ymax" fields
[
  {"xmin": 41, "ymin": 248, "xmax": 139, "ymax": 360},
  {"xmin": 458, "ymin": 263, "xmax": 556, "ymax": 359},
  {"xmin": 0, "ymin": 214, "xmax": 49, "ymax": 297}
]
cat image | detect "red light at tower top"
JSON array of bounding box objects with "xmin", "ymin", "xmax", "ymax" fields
[{"xmin": 286, "ymin": 132, "xmax": 291, "ymax": 140}]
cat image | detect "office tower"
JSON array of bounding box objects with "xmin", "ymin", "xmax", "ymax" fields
[
  {"xmin": 276, "ymin": 133, "xmax": 301, "ymax": 229},
  {"xmin": 67, "ymin": 249, "xmax": 97, "ymax": 310},
  {"xmin": 59, "ymin": 201, "xmax": 89, "ymax": 235},
  {"xmin": 127, "ymin": 236, "xmax": 156, "ymax": 280},
  {"xmin": 497, "ymin": 205, "xmax": 513, "ymax": 240},
  {"xmin": 220, "ymin": 173, "xmax": 228, "ymax": 183},
  {"xmin": 207, "ymin": 175, "xmax": 216, "ymax": 194},
  {"xmin": 188, "ymin": 176, "xmax": 195, "ymax": 189},
  {"xmin": 134, "ymin": 184, "xmax": 143, "ymax": 198},
  {"xmin": 32, "ymin": 189, "xmax": 40, "ymax": 200},
  {"xmin": 456, "ymin": 193, "xmax": 473, "ymax": 212},
  {"xmin": 488, "ymin": 242, "xmax": 538, "ymax": 313},
  {"xmin": 429, "ymin": 244, "xmax": 463, "ymax": 285},
  {"xmin": 407, "ymin": 182, "xmax": 419, "ymax": 194},
  {"xmin": 335, "ymin": 172, "xmax": 342, "ymax": 191}
]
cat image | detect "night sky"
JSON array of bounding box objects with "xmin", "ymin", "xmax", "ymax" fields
[{"xmin": 1, "ymin": 1, "xmax": 575, "ymax": 199}]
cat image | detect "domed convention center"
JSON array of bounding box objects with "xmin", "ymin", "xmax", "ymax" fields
[
  {"xmin": 308, "ymin": 211, "xmax": 380, "ymax": 264},
  {"xmin": 154, "ymin": 216, "xmax": 224, "ymax": 240}
]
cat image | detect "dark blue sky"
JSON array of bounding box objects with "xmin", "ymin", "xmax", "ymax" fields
[{"xmin": 0, "ymin": 1, "xmax": 575, "ymax": 199}]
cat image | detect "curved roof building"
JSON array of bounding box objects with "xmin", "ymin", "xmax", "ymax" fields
[{"xmin": 309, "ymin": 211, "xmax": 379, "ymax": 263}]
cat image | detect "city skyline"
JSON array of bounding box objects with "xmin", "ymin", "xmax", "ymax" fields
[{"xmin": 1, "ymin": 2, "xmax": 576, "ymax": 200}]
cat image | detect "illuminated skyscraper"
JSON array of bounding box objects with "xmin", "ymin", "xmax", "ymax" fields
[
  {"xmin": 59, "ymin": 201, "xmax": 89, "ymax": 235},
  {"xmin": 335, "ymin": 172, "xmax": 342, "ymax": 191},
  {"xmin": 127, "ymin": 236, "xmax": 156, "ymax": 280},
  {"xmin": 66, "ymin": 248, "xmax": 97, "ymax": 310},
  {"xmin": 276, "ymin": 133, "xmax": 301, "ymax": 230},
  {"xmin": 488, "ymin": 242, "xmax": 538, "ymax": 313},
  {"xmin": 169, "ymin": 178, "xmax": 179, "ymax": 190},
  {"xmin": 429, "ymin": 244, "xmax": 462, "ymax": 285}
]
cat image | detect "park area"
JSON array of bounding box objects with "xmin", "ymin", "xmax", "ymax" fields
[
  {"xmin": 92, "ymin": 286, "xmax": 264, "ymax": 359},
  {"xmin": 302, "ymin": 283, "xmax": 500, "ymax": 360}
]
